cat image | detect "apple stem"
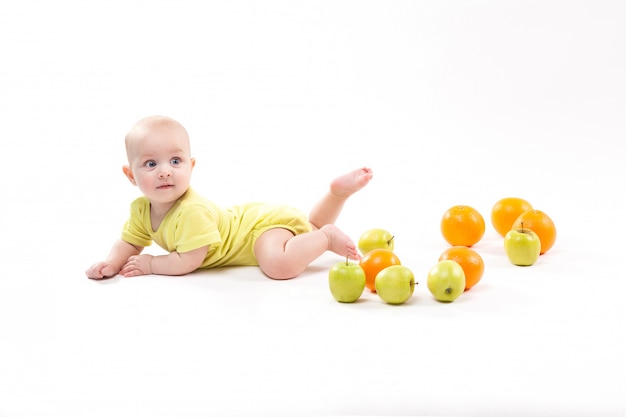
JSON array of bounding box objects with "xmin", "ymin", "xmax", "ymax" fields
[
  {"xmin": 345, "ymin": 255, "xmax": 349, "ymax": 266},
  {"xmin": 388, "ymin": 236, "xmax": 395, "ymax": 245},
  {"xmin": 521, "ymin": 221, "xmax": 524, "ymax": 232}
]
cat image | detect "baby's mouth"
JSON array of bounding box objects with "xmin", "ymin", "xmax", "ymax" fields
[{"xmin": 157, "ymin": 184, "xmax": 174, "ymax": 189}]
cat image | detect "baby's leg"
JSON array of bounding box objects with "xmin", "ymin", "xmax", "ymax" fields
[
  {"xmin": 309, "ymin": 167, "xmax": 373, "ymax": 228},
  {"xmin": 254, "ymin": 225, "xmax": 359, "ymax": 280}
]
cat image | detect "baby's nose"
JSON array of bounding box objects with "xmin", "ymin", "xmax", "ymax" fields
[{"xmin": 158, "ymin": 168, "xmax": 172, "ymax": 178}]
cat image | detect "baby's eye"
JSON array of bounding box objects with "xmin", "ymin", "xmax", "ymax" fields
[
  {"xmin": 145, "ymin": 160, "xmax": 157, "ymax": 168},
  {"xmin": 171, "ymin": 158, "xmax": 181, "ymax": 165}
]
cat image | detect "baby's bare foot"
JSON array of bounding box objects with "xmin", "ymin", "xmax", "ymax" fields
[
  {"xmin": 321, "ymin": 224, "xmax": 361, "ymax": 261},
  {"xmin": 330, "ymin": 167, "xmax": 373, "ymax": 197}
]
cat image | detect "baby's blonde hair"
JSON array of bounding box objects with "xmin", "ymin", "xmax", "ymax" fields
[{"xmin": 124, "ymin": 115, "xmax": 190, "ymax": 163}]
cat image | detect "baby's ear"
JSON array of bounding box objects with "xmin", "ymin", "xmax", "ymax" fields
[
  {"xmin": 122, "ymin": 165, "xmax": 136, "ymax": 185},
  {"xmin": 191, "ymin": 157, "xmax": 196, "ymax": 168}
]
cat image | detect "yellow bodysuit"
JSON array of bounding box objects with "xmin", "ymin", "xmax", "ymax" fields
[{"xmin": 121, "ymin": 187, "xmax": 312, "ymax": 267}]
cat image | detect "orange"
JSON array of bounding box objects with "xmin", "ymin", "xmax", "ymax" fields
[
  {"xmin": 511, "ymin": 210, "xmax": 556, "ymax": 254},
  {"xmin": 438, "ymin": 246, "xmax": 484, "ymax": 291},
  {"xmin": 491, "ymin": 197, "xmax": 533, "ymax": 237},
  {"xmin": 359, "ymin": 248, "xmax": 401, "ymax": 293},
  {"xmin": 440, "ymin": 205, "xmax": 485, "ymax": 247}
]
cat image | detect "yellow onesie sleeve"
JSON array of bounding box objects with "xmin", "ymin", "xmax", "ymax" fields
[{"xmin": 121, "ymin": 197, "xmax": 153, "ymax": 248}]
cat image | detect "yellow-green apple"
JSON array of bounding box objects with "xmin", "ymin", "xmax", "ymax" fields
[
  {"xmin": 374, "ymin": 265, "xmax": 415, "ymax": 305},
  {"xmin": 504, "ymin": 226, "xmax": 541, "ymax": 266},
  {"xmin": 328, "ymin": 258, "xmax": 366, "ymax": 303},
  {"xmin": 358, "ymin": 228, "xmax": 394, "ymax": 255},
  {"xmin": 427, "ymin": 260, "xmax": 466, "ymax": 302}
]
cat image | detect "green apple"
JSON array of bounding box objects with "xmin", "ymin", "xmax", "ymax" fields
[
  {"xmin": 328, "ymin": 258, "xmax": 366, "ymax": 303},
  {"xmin": 427, "ymin": 260, "xmax": 466, "ymax": 303},
  {"xmin": 374, "ymin": 265, "xmax": 415, "ymax": 305},
  {"xmin": 358, "ymin": 228, "xmax": 395, "ymax": 255},
  {"xmin": 504, "ymin": 227, "xmax": 541, "ymax": 266}
]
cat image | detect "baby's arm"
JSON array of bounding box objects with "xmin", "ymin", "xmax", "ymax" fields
[
  {"xmin": 119, "ymin": 245, "xmax": 209, "ymax": 277},
  {"xmin": 86, "ymin": 239, "xmax": 143, "ymax": 279}
]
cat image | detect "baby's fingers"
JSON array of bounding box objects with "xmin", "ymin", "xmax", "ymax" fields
[
  {"xmin": 86, "ymin": 262, "xmax": 106, "ymax": 279},
  {"xmin": 87, "ymin": 263, "xmax": 116, "ymax": 280},
  {"xmin": 120, "ymin": 261, "xmax": 144, "ymax": 277}
]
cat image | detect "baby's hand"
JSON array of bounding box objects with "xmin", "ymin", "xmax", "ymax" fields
[
  {"xmin": 120, "ymin": 254, "xmax": 154, "ymax": 277},
  {"xmin": 86, "ymin": 262, "xmax": 119, "ymax": 280}
]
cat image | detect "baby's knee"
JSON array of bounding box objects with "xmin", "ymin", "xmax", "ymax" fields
[{"xmin": 260, "ymin": 263, "xmax": 299, "ymax": 280}]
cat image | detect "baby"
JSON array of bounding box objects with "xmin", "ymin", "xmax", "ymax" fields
[{"xmin": 86, "ymin": 115, "xmax": 373, "ymax": 280}]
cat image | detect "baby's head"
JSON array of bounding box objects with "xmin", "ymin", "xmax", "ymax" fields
[{"xmin": 122, "ymin": 116, "xmax": 196, "ymax": 204}]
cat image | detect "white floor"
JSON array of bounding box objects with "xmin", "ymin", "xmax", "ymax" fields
[{"xmin": 2, "ymin": 2, "xmax": 625, "ymax": 416}]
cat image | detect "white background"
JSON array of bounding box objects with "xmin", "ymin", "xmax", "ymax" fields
[{"xmin": 1, "ymin": 1, "xmax": 625, "ymax": 416}]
